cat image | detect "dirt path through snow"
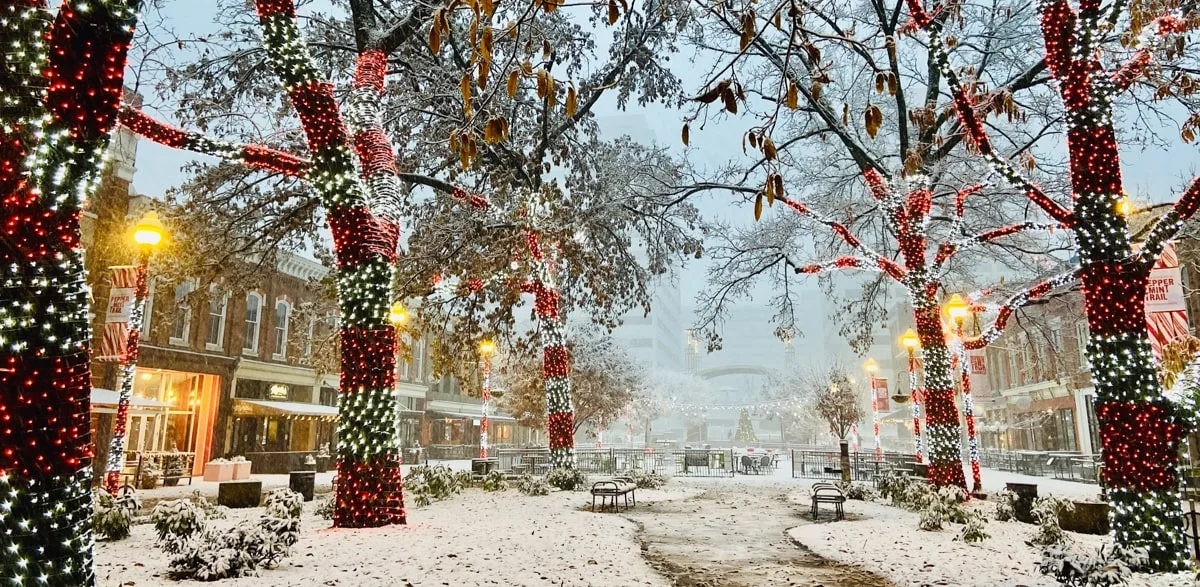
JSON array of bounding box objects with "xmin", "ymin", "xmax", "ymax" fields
[{"xmin": 621, "ymin": 480, "xmax": 893, "ymax": 587}]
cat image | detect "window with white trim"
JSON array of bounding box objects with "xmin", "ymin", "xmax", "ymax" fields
[
  {"xmin": 205, "ymin": 286, "xmax": 228, "ymax": 349},
  {"xmin": 397, "ymin": 333, "xmax": 411, "ymax": 381},
  {"xmin": 169, "ymin": 280, "xmax": 195, "ymax": 345},
  {"xmin": 303, "ymin": 315, "xmax": 316, "ymax": 359},
  {"xmin": 273, "ymin": 299, "xmax": 291, "ymax": 360},
  {"xmin": 414, "ymin": 337, "xmax": 426, "ymax": 382},
  {"xmin": 243, "ymin": 292, "xmax": 263, "ymax": 354}
]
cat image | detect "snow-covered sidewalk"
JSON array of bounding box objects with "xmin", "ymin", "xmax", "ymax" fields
[
  {"xmin": 788, "ymin": 496, "xmax": 1195, "ymax": 587},
  {"xmin": 96, "ymin": 483, "xmax": 700, "ymax": 586}
]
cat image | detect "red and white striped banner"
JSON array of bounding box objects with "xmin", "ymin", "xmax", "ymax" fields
[
  {"xmin": 96, "ymin": 266, "xmax": 138, "ymax": 362},
  {"xmin": 1144, "ymin": 243, "xmax": 1190, "ymax": 359}
]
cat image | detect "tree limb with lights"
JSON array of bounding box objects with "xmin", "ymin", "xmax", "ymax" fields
[{"xmin": 906, "ymin": 0, "xmax": 1200, "ymax": 568}]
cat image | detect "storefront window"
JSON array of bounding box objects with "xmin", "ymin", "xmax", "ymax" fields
[{"xmin": 130, "ymin": 368, "xmax": 220, "ymax": 474}]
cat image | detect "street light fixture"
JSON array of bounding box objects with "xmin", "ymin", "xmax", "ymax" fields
[
  {"xmin": 900, "ymin": 328, "xmax": 920, "ymax": 351},
  {"xmin": 104, "ymin": 209, "xmax": 168, "ymax": 495},
  {"xmin": 943, "ymin": 293, "xmax": 969, "ymax": 323},
  {"xmin": 388, "ymin": 301, "xmax": 408, "ymax": 326}
]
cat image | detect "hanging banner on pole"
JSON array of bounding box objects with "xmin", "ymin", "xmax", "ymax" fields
[
  {"xmin": 1141, "ymin": 242, "xmax": 1190, "ymax": 359},
  {"xmin": 96, "ymin": 266, "xmax": 139, "ymax": 362},
  {"xmin": 872, "ymin": 377, "xmax": 890, "ymax": 412},
  {"xmin": 967, "ymin": 349, "xmax": 989, "ymax": 398}
]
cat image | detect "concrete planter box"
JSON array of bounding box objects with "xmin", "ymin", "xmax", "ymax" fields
[
  {"xmin": 1060, "ymin": 501, "xmax": 1109, "ymax": 535},
  {"xmin": 203, "ymin": 461, "xmax": 234, "ymax": 482},
  {"xmin": 218, "ymin": 480, "xmax": 262, "ymax": 508},
  {"xmin": 1006, "ymin": 482, "xmax": 1038, "ymax": 524},
  {"xmin": 232, "ymin": 461, "xmax": 252, "ymax": 480}
]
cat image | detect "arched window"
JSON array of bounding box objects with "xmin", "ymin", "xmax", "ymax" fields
[
  {"xmin": 169, "ymin": 279, "xmax": 196, "ymax": 346},
  {"xmin": 243, "ymin": 292, "xmax": 263, "ymax": 354},
  {"xmin": 205, "ymin": 286, "xmax": 229, "ymax": 350},
  {"xmin": 273, "ymin": 299, "xmax": 292, "ymax": 360}
]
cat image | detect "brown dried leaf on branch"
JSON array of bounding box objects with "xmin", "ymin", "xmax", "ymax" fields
[
  {"xmin": 608, "ymin": 0, "xmax": 619, "ymax": 25},
  {"xmin": 762, "ymin": 135, "xmax": 777, "ymax": 160},
  {"xmin": 694, "ymin": 80, "xmax": 731, "ymax": 104},
  {"xmin": 740, "ymin": 10, "xmax": 756, "ymax": 51},
  {"xmin": 681, "ymin": 123, "xmax": 689, "ymax": 146},
  {"xmin": 754, "ymin": 193, "xmax": 764, "ymax": 220},
  {"xmin": 864, "ymin": 104, "xmax": 882, "ymax": 138},
  {"xmin": 566, "ymin": 84, "xmax": 577, "ymax": 118},
  {"xmin": 786, "ymin": 81, "xmax": 798, "ymax": 109}
]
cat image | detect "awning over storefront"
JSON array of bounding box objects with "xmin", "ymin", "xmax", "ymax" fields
[
  {"xmin": 91, "ymin": 388, "xmax": 171, "ymax": 409},
  {"xmin": 428, "ymin": 410, "xmax": 516, "ymax": 422},
  {"xmin": 878, "ymin": 405, "xmax": 916, "ymax": 422},
  {"xmin": 233, "ymin": 398, "xmax": 339, "ymax": 421}
]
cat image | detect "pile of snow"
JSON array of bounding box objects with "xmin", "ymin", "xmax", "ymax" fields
[{"xmin": 788, "ymin": 496, "xmax": 1195, "ymax": 587}]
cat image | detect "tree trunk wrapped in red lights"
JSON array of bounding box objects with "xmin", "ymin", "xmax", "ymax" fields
[
  {"xmin": 0, "ymin": 0, "xmax": 143, "ymax": 583},
  {"xmin": 253, "ymin": 0, "xmax": 405, "ymax": 528},
  {"xmin": 908, "ymin": 0, "xmax": 1200, "ymax": 568}
]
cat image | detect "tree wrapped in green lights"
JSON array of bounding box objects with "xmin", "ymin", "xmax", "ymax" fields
[
  {"xmin": 908, "ymin": 0, "xmax": 1200, "ymax": 569},
  {"xmin": 0, "ymin": 0, "xmax": 144, "ymax": 583}
]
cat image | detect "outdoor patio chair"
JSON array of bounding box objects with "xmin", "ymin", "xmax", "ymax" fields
[
  {"xmin": 759, "ymin": 455, "xmax": 771, "ymax": 472},
  {"xmin": 740, "ymin": 455, "xmax": 758, "ymax": 474}
]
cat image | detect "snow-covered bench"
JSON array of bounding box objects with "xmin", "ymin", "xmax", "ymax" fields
[
  {"xmin": 590, "ymin": 477, "xmax": 636, "ymax": 512},
  {"xmin": 810, "ymin": 482, "xmax": 845, "ymax": 520}
]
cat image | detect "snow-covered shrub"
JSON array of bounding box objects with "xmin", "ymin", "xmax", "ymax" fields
[
  {"xmin": 313, "ymin": 496, "xmax": 334, "ymax": 520},
  {"xmin": 839, "ymin": 482, "xmax": 877, "ymax": 501},
  {"xmin": 619, "ymin": 470, "xmax": 667, "ymax": 489},
  {"xmin": 876, "ymin": 469, "xmax": 910, "ymax": 505},
  {"xmin": 264, "ymin": 488, "xmax": 303, "ymax": 520},
  {"xmin": 1031, "ymin": 496, "xmax": 1074, "ymax": 546},
  {"xmin": 166, "ymin": 488, "xmax": 303, "ymax": 581},
  {"xmin": 918, "ymin": 486, "xmax": 968, "ymax": 531},
  {"xmin": 93, "ymin": 489, "xmax": 140, "ymax": 540},
  {"xmin": 406, "ymin": 464, "xmax": 468, "ymax": 506},
  {"xmin": 517, "ymin": 474, "xmax": 551, "ymax": 496},
  {"xmin": 151, "ymin": 498, "xmax": 207, "ymax": 554},
  {"xmin": 546, "ymin": 467, "xmax": 588, "ymax": 491},
  {"xmin": 1037, "ymin": 543, "xmax": 1148, "ymax": 586},
  {"xmin": 993, "ymin": 489, "xmax": 1016, "ymax": 522},
  {"xmin": 188, "ymin": 490, "xmax": 227, "ymax": 520},
  {"xmin": 480, "ymin": 470, "xmax": 508, "ymax": 492},
  {"xmin": 960, "ymin": 509, "xmax": 990, "ymax": 544}
]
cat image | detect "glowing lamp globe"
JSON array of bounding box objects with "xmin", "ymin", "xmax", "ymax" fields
[
  {"xmin": 388, "ymin": 301, "xmax": 408, "ymax": 326},
  {"xmin": 863, "ymin": 357, "xmax": 879, "ymax": 374},
  {"xmin": 900, "ymin": 328, "xmax": 920, "ymax": 351},
  {"xmin": 132, "ymin": 211, "xmax": 166, "ymax": 247},
  {"xmin": 479, "ymin": 339, "xmax": 496, "ymax": 356},
  {"xmin": 944, "ymin": 293, "xmax": 970, "ymax": 321}
]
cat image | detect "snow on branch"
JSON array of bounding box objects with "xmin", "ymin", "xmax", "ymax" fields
[
  {"xmin": 778, "ymin": 196, "xmax": 907, "ymax": 280},
  {"xmin": 932, "ymin": 222, "xmax": 1064, "ymax": 273},
  {"xmin": 1138, "ymin": 175, "xmax": 1200, "ymax": 266},
  {"xmin": 907, "ymin": 1, "xmax": 1075, "ymax": 226},
  {"xmin": 118, "ymin": 106, "xmax": 309, "ymax": 178},
  {"xmin": 963, "ymin": 267, "xmax": 1083, "ymax": 350}
]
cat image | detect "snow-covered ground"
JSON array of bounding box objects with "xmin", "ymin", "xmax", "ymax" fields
[
  {"xmin": 788, "ymin": 494, "xmax": 1196, "ymax": 587},
  {"xmin": 95, "ymin": 483, "xmax": 701, "ymax": 586}
]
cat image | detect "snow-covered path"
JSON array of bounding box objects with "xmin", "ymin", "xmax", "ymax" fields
[{"xmin": 625, "ymin": 477, "xmax": 892, "ymax": 586}]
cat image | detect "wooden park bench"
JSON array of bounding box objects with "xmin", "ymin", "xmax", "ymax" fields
[
  {"xmin": 810, "ymin": 482, "xmax": 846, "ymax": 520},
  {"xmin": 590, "ymin": 477, "xmax": 636, "ymax": 512}
]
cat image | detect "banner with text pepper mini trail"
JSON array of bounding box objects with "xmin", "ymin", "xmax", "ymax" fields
[
  {"xmin": 1142, "ymin": 242, "xmax": 1189, "ymax": 359},
  {"xmin": 96, "ymin": 266, "xmax": 139, "ymax": 361}
]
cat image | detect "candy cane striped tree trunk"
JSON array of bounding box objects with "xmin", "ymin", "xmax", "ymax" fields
[
  {"xmin": 911, "ymin": 291, "xmax": 966, "ymax": 489},
  {"xmin": 0, "ymin": 0, "xmax": 143, "ymax": 583},
  {"xmin": 524, "ymin": 232, "xmax": 575, "ymax": 468},
  {"xmin": 254, "ymin": 0, "xmax": 405, "ymax": 528}
]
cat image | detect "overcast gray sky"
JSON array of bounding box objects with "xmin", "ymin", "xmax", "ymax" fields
[{"xmin": 123, "ymin": 0, "xmax": 1200, "ymax": 345}]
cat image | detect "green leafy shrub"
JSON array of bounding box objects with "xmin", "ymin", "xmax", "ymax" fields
[
  {"xmin": 93, "ymin": 489, "xmax": 140, "ymax": 541},
  {"xmin": 993, "ymin": 489, "xmax": 1016, "ymax": 522},
  {"xmin": 187, "ymin": 490, "xmax": 227, "ymax": 520},
  {"xmin": 620, "ymin": 470, "xmax": 668, "ymax": 489},
  {"xmin": 313, "ymin": 496, "xmax": 334, "ymax": 520},
  {"xmin": 151, "ymin": 498, "xmax": 207, "ymax": 554},
  {"xmin": 1037, "ymin": 543, "xmax": 1147, "ymax": 586},
  {"xmin": 839, "ymin": 482, "xmax": 877, "ymax": 501},
  {"xmin": 1031, "ymin": 496, "xmax": 1074, "ymax": 546},
  {"xmin": 406, "ymin": 465, "xmax": 469, "ymax": 506},
  {"xmin": 517, "ymin": 474, "xmax": 551, "ymax": 496},
  {"xmin": 546, "ymin": 467, "xmax": 588, "ymax": 491},
  {"xmin": 166, "ymin": 489, "xmax": 304, "ymax": 581},
  {"xmin": 960, "ymin": 509, "xmax": 991, "ymax": 544},
  {"xmin": 918, "ymin": 486, "xmax": 968, "ymax": 531},
  {"xmin": 480, "ymin": 470, "xmax": 508, "ymax": 492}
]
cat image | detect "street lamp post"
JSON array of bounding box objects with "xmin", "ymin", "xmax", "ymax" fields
[
  {"xmin": 864, "ymin": 358, "xmax": 882, "ymax": 460},
  {"xmin": 944, "ymin": 293, "xmax": 982, "ymax": 494},
  {"xmin": 900, "ymin": 328, "xmax": 923, "ymax": 464},
  {"xmin": 104, "ymin": 211, "xmax": 167, "ymax": 495},
  {"xmin": 479, "ymin": 339, "xmax": 496, "ymax": 459}
]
